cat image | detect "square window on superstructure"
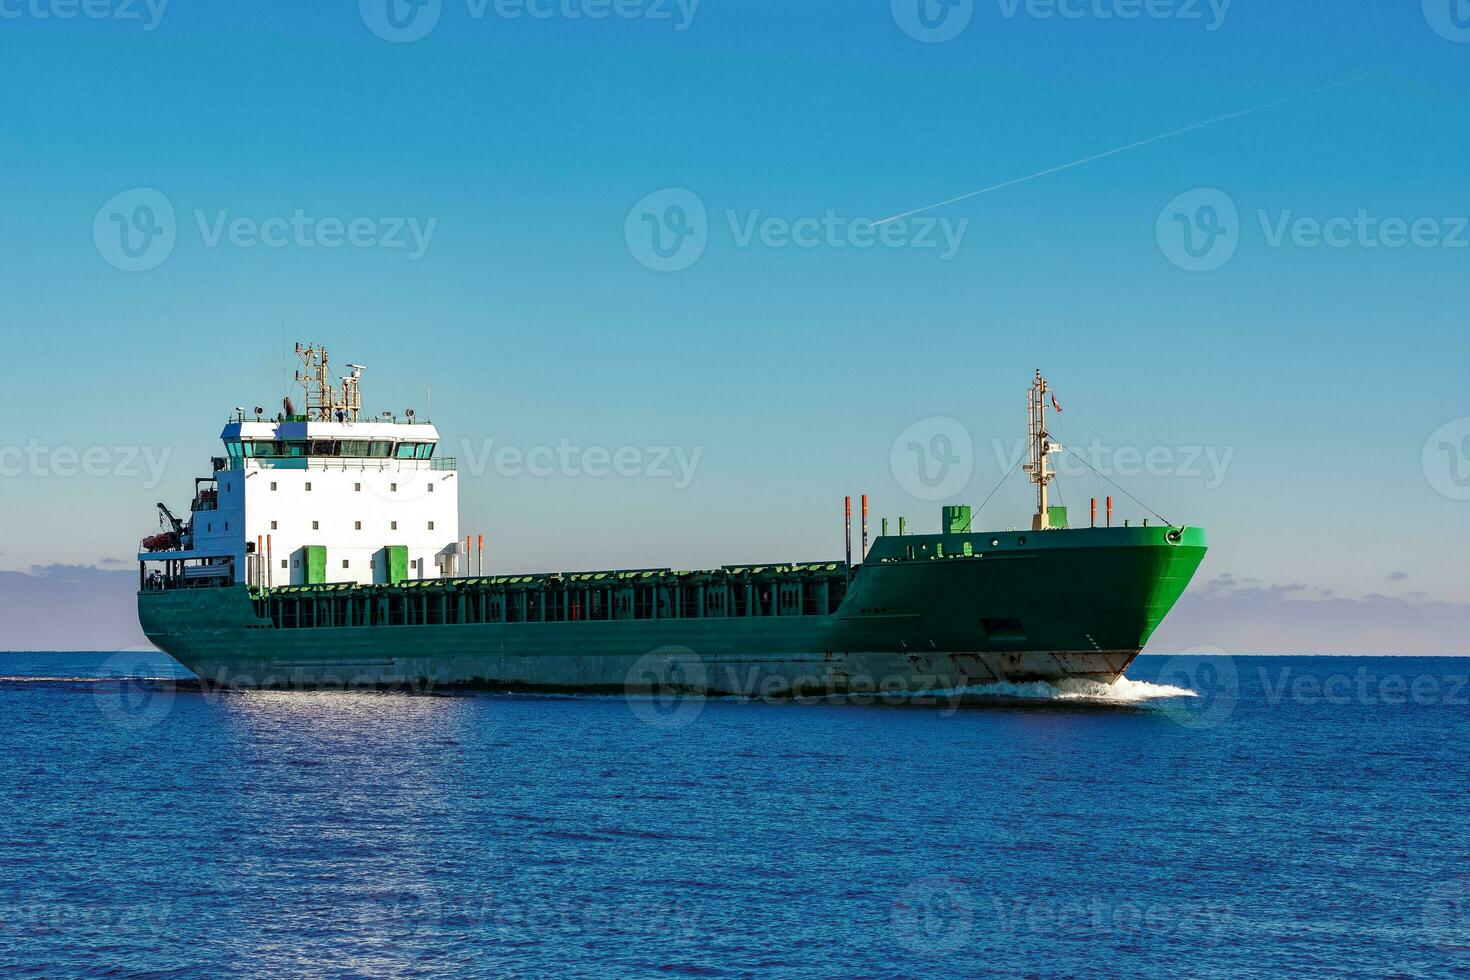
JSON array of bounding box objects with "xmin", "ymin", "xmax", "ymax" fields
[
  {"xmin": 305, "ymin": 482, "xmax": 312, "ymax": 492},
  {"xmin": 391, "ymin": 521, "xmax": 398, "ymax": 530},
  {"xmin": 312, "ymin": 520, "xmax": 319, "ymax": 530},
  {"xmin": 270, "ymin": 482, "xmax": 277, "ymax": 491},
  {"xmin": 293, "ymin": 559, "xmax": 299, "ymax": 568},
  {"xmin": 355, "ymin": 482, "xmax": 361, "ymax": 492},
  {"xmin": 270, "ymin": 520, "xmax": 277, "ymax": 530},
  {"xmin": 391, "ymin": 483, "xmax": 398, "ymax": 492},
  {"xmin": 355, "ymin": 521, "xmax": 362, "ymax": 530},
  {"xmin": 428, "ymin": 484, "xmax": 434, "ymax": 492},
  {"xmin": 342, "ymin": 560, "xmax": 350, "ymax": 569},
  {"xmin": 428, "ymin": 521, "xmax": 435, "ymax": 531},
  {"xmin": 281, "ymin": 559, "xmax": 287, "ymax": 569}
]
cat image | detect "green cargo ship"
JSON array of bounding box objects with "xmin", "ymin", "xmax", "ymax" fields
[{"xmin": 137, "ymin": 347, "xmax": 1206, "ymax": 695}]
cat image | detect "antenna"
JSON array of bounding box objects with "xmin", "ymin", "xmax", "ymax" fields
[
  {"xmin": 292, "ymin": 343, "xmax": 364, "ymax": 422},
  {"xmin": 1022, "ymin": 369, "xmax": 1059, "ymax": 531}
]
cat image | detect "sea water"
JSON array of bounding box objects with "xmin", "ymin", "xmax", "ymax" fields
[{"xmin": 1, "ymin": 652, "xmax": 1466, "ymax": 977}]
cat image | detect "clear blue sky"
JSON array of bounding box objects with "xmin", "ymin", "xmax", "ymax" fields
[{"xmin": 0, "ymin": 0, "xmax": 1466, "ymax": 648}]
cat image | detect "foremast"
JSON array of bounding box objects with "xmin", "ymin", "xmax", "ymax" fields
[{"xmin": 1023, "ymin": 369, "xmax": 1060, "ymax": 531}]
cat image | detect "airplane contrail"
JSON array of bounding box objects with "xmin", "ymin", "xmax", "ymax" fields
[{"xmin": 873, "ymin": 68, "xmax": 1387, "ymax": 226}]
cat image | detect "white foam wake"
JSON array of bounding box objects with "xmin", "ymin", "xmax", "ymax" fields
[{"xmin": 940, "ymin": 676, "xmax": 1198, "ymax": 702}]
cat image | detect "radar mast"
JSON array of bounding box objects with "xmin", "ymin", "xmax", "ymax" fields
[{"xmin": 293, "ymin": 343, "xmax": 363, "ymax": 422}]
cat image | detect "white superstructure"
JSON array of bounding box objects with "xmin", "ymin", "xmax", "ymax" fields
[{"xmin": 138, "ymin": 345, "xmax": 463, "ymax": 587}]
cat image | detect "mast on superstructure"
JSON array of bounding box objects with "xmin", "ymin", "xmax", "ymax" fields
[
  {"xmin": 1023, "ymin": 369, "xmax": 1057, "ymax": 531},
  {"xmin": 293, "ymin": 343, "xmax": 364, "ymax": 422}
]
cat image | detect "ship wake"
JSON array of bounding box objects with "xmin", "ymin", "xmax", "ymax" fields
[{"xmin": 939, "ymin": 676, "xmax": 1198, "ymax": 702}]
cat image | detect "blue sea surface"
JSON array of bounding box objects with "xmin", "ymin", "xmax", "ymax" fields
[{"xmin": 1, "ymin": 652, "xmax": 1467, "ymax": 977}]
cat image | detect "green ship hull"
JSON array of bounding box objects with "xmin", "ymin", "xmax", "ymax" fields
[{"xmin": 138, "ymin": 526, "xmax": 1206, "ymax": 695}]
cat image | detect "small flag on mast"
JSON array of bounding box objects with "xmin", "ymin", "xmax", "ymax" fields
[{"xmin": 1051, "ymin": 393, "xmax": 1063, "ymax": 413}]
